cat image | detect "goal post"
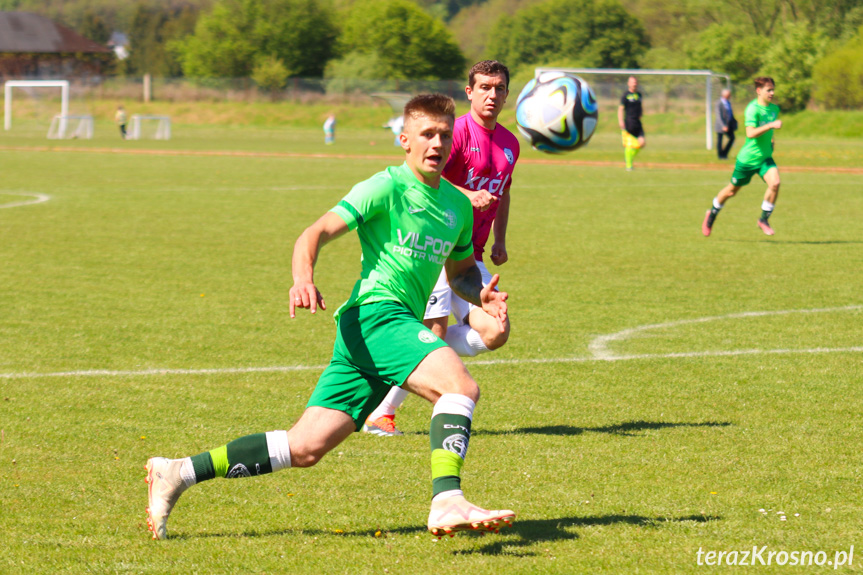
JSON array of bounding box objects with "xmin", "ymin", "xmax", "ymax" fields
[
  {"xmin": 128, "ymin": 115, "xmax": 171, "ymax": 140},
  {"xmin": 47, "ymin": 115, "xmax": 93, "ymax": 139},
  {"xmin": 534, "ymin": 68, "xmax": 731, "ymax": 150},
  {"xmin": 4, "ymin": 80, "xmax": 70, "ymax": 132}
]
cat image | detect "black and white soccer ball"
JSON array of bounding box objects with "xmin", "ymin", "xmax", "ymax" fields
[{"xmin": 515, "ymin": 71, "xmax": 599, "ymax": 153}]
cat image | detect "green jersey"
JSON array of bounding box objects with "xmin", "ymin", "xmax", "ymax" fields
[
  {"xmin": 736, "ymin": 99, "xmax": 779, "ymax": 166},
  {"xmin": 330, "ymin": 163, "xmax": 474, "ymax": 322}
]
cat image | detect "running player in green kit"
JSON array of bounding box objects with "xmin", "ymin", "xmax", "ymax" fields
[
  {"xmin": 702, "ymin": 77, "xmax": 782, "ymax": 236},
  {"xmin": 144, "ymin": 94, "xmax": 515, "ymax": 541}
]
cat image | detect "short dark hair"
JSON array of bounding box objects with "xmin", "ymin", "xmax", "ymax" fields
[
  {"xmin": 754, "ymin": 76, "xmax": 775, "ymax": 90},
  {"xmin": 403, "ymin": 93, "xmax": 456, "ymax": 126},
  {"xmin": 469, "ymin": 60, "xmax": 510, "ymax": 89}
]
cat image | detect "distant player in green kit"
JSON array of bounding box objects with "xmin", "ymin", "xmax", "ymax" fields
[
  {"xmin": 144, "ymin": 94, "xmax": 515, "ymax": 541},
  {"xmin": 702, "ymin": 77, "xmax": 782, "ymax": 237}
]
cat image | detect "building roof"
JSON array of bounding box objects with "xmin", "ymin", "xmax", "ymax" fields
[{"xmin": 0, "ymin": 12, "xmax": 111, "ymax": 54}]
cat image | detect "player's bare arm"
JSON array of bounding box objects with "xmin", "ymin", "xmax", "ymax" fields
[
  {"xmin": 458, "ymin": 183, "xmax": 497, "ymax": 212},
  {"xmin": 490, "ymin": 188, "xmax": 510, "ymax": 265},
  {"xmin": 445, "ymin": 256, "xmax": 508, "ymax": 332},
  {"xmin": 290, "ymin": 211, "xmax": 349, "ymax": 318},
  {"xmin": 746, "ymin": 120, "xmax": 781, "ymax": 139}
]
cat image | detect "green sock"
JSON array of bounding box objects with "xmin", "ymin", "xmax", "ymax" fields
[
  {"xmin": 190, "ymin": 433, "xmax": 272, "ymax": 483},
  {"xmin": 625, "ymin": 146, "xmax": 639, "ymax": 168},
  {"xmin": 760, "ymin": 209, "xmax": 772, "ymax": 222},
  {"xmin": 430, "ymin": 413, "xmax": 471, "ymax": 496}
]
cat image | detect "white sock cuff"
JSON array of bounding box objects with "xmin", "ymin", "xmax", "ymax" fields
[
  {"xmin": 466, "ymin": 329, "xmax": 489, "ymax": 355},
  {"xmin": 713, "ymin": 197, "xmax": 723, "ymax": 210},
  {"xmin": 444, "ymin": 324, "xmax": 490, "ymax": 357},
  {"xmin": 180, "ymin": 457, "xmax": 197, "ymax": 488},
  {"xmin": 761, "ymin": 200, "xmax": 775, "ymax": 211},
  {"xmin": 266, "ymin": 430, "xmax": 291, "ymax": 472},
  {"xmin": 432, "ymin": 393, "xmax": 476, "ymax": 420}
]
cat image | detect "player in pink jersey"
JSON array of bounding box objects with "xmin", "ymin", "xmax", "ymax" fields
[{"xmin": 364, "ymin": 60, "xmax": 520, "ymax": 436}]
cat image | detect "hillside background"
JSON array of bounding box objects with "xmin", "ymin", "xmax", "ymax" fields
[{"xmin": 1, "ymin": 0, "xmax": 862, "ymax": 111}]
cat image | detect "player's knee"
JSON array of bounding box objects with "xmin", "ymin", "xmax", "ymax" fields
[
  {"xmin": 481, "ymin": 322, "xmax": 510, "ymax": 351},
  {"xmin": 448, "ymin": 376, "xmax": 480, "ymax": 403}
]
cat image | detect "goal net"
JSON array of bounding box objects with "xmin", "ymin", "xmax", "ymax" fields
[
  {"xmin": 127, "ymin": 115, "xmax": 171, "ymax": 140},
  {"xmin": 533, "ymin": 68, "xmax": 731, "ymax": 150},
  {"xmin": 47, "ymin": 114, "xmax": 94, "ymax": 139}
]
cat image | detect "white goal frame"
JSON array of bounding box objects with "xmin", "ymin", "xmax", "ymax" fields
[
  {"xmin": 47, "ymin": 114, "xmax": 93, "ymax": 139},
  {"xmin": 534, "ymin": 68, "xmax": 731, "ymax": 150},
  {"xmin": 4, "ymin": 80, "xmax": 70, "ymax": 132},
  {"xmin": 128, "ymin": 115, "xmax": 171, "ymax": 140}
]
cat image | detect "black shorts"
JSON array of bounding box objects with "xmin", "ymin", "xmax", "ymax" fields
[{"xmin": 625, "ymin": 120, "xmax": 644, "ymax": 139}]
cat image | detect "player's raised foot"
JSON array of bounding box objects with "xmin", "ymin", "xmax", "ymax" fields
[
  {"xmin": 757, "ymin": 218, "xmax": 775, "ymax": 236},
  {"xmin": 362, "ymin": 414, "xmax": 403, "ymax": 436},
  {"xmin": 427, "ymin": 495, "xmax": 515, "ymax": 539},
  {"xmin": 702, "ymin": 210, "xmax": 714, "ymax": 237},
  {"xmin": 145, "ymin": 457, "xmax": 189, "ymax": 540}
]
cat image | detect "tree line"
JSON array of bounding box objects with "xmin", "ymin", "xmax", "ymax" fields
[{"xmin": 2, "ymin": 0, "xmax": 862, "ymax": 110}]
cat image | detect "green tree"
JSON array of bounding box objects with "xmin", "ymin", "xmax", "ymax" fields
[
  {"xmin": 79, "ymin": 10, "xmax": 111, "ymax": 44},
  {"xmin": 174, "ymin": 0, "xmax": 337, "ymax": 78},
  {"xmin": 335, "ymin": 0, "xmax": 465, "ymax": 80},
  {"xmin": 125, "ymin": 2, "xmax": 201, "ymax": 77},
  {"xmin": 779, "ymin": 0, "xmax": 863, "ymax": 39},
  {"xmin": 758, "ymin": 22, "xmax": 826, "ymax": 112},
  {"xmin": 812, "ymin": 33, "xmax": 863, "ymax": 109},
  {"xmin": 687, "ymin": 23, "xmax": 769, "ymax": 85},
  {"xmin": 487, "ymin": 0, "xmax": 649, "ymax": 70},
  {"xmin": 252, "ymin": 54, "xmax": 289, "ymax": 97}
]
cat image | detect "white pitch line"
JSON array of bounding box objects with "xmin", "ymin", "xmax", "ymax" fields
[
  {"xmin": 0, "ymin": 191, "xmax": 51, "ymax": 209},
  {"xmin": 1, "ymin": 346, "xmax": 862, "ymax": 380},
  {"xmin": 2, "ymin": 306, "xmax": 860, "ymax": 380},
  {"xmin": 0, "ymin": 364, "xmax": 329, "ymax": 380},
  {"xmin": 468, "ymin": 346, "xmax": 863, "ymax": 366},
  {"xmin": 588, "ymin": 305, "xmax": 863, "ymax": 360}
]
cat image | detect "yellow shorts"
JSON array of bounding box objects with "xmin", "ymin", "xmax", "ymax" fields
[{"xmin": 621, "ymin": 130, "xmax": 642, "ymax": 149}]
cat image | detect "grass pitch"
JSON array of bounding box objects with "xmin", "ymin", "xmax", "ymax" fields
[{"xmin": 1, "ymin": 125, "xmax": 862, "ymax": 574}]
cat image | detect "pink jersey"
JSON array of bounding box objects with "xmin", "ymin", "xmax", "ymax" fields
[{"xmin": 443, "ymin": 113, "xmax": 520, "ymax": 261}]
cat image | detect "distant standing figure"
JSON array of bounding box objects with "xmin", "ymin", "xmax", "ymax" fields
[
  {"xmin": 323, "ymin": 114, "xmax": 336, "ymax": 144},
  {"xmin": 715, "ymin": 88, "xmax": 738, "ymax": 159},
  {"xmin": 115, "ymin": 105, "xmax": 127, "ymax": 140},
  {"xmin": 618, "ymin": 76, "xmax": 645, "ymax": 171},
  {"xmin": 389, "ymin": 115, "xmax": 404, "ymax": 146}
]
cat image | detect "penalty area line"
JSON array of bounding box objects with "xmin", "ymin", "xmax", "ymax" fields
[{"xmin": 1, "ymin": 346, "xmax": 862, "ymax": 380}]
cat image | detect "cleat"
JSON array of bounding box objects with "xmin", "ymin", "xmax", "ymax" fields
[
  {"xmin": 145, "ymin": 457, "xmax": 189, "ymax": 540},
  {"xmin": 757, "ymin": 219, "xmax": 774, "ymax": 236},
  {"xmin": 361, "ymin": 415, "xmax": 403, "ymax": 437},
  {"xmin": 702, "ymin": 210, "xmax": 713, "ymax": 237},
  {"xmin": 427, "ymin": 495, "xmax": 515, "ymax": 537}
]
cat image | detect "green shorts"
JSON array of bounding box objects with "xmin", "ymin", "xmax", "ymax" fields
[
  {"xmin": 730, "ymin": 157, "xmax": 777, "ymax": 187},
  {"xmin": 307, "ymin": 300, "xmax": 447, "ymax": 430}
]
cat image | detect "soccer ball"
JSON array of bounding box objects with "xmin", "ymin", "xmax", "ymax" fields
[{"xmin": 515, "ymin": 72, "xmax": 598, "ymax": 153}]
